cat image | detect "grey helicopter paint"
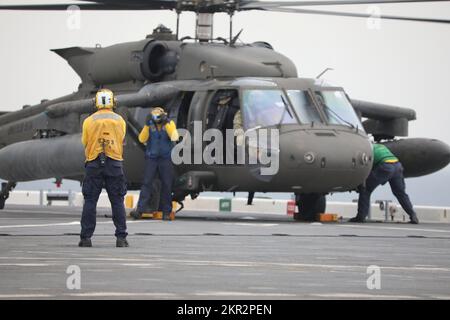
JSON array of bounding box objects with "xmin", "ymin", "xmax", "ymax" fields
[{"xmin": 0, "ymin": 1, "xmax": 449, "ymax": 219}]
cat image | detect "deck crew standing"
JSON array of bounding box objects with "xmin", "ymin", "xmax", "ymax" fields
[
  {"xmin": 80, "ymin": 89, "xmax": 129, "ymax": 247},
  {"xmin": 136, "ymin": 107, "xmax": 179, "ymax": 220}
]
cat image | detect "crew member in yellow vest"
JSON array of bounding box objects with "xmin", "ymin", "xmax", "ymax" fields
[
  {"xmin": 79, "ymin": 89, "xmax": 129, "ymax": 247},
  {"xmin": 136, "ymin": 107, "xmax": 179, "ymax": 220},
  {"xmin": 350, "ymin": 143, "xmax": 419, "ymax": 224}
]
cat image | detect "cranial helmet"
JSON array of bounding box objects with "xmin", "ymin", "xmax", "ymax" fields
[
  {"xmin": 95, "ymin": 89, "xmax": 116, "ymax": 110},
  {"xmin": 151, "ymin": 107, "xmax": 165, "ymax": 123}
]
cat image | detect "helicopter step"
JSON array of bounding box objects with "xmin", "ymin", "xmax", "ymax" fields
[
  {"xmin": 0, "ymin": 181, "xmax": 16, "ymax": 210},
  {"xmin": 294, "ymin": 193, "xmax": 326, "ymax": 222}
]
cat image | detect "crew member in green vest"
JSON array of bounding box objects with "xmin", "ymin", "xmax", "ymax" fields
[{"xmin": 349, "ymin": 143, "xmax": 419, "ymax": 224}]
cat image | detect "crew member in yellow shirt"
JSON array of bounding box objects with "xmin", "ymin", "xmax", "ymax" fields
[
  {"xmin": 136, "ymin": 107, "xmax": 179, "ymax": 220},
  {"xmin": 80, "ymin": 89, "xmax": 128, "ymax": 247}
]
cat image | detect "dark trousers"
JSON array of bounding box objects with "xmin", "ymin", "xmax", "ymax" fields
[
  {"xmin": 137, "ymin": 157, "xmax": 173, "ymax": 214},
  {"xmin": 357, "ymin": 162, "xmax": 416, "ymax": 220},
  {"xmin": 247, "ymin": 191, "xmax": 255, "ymax": 205},
  {"xmin": 81, "ymin": 157, "xmax": 128, "ymax": 239}
]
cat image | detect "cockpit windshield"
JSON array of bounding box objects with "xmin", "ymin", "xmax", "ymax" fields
[
  {"xmin": 315, "ymin": 90, "xmax": 363, "ymax": 129},
  {"xmin": 242, "ymin": 89, "xmax": 296, "ymax": 130},
  {"xmin": 286, "ymin": 90, "xmax": 322, "ymax": 124}
]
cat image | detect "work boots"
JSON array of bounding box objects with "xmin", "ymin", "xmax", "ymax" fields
[
  {"xmin": 348, "ymin": 216, "xmax": 365, "ymax": 223},
  {"xmin": 78, "ymin": 238, "xmax": 92, "ymax": 247},
  {"xmin": 410, "ymin": 214, "xmax": 419, "ymax": 224},
  {"xmin": 116, "ymin": 238, "xmax": 129, "ymax": 247},
  {"xmin": 79, "ymin": 238, "xmax": 130, "ymax": 247}
]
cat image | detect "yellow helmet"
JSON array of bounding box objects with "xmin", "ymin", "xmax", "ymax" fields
[
  {"xmin": 151, "ymin": 107, "xmax": 165, "ymax": 116},
  {"xmin": 94, "ymin": 89, "xmax": 116, "ymax": 110},
  {"xmin": 150, "ymin": 107, "xmax": 166, "ymax": 123}
]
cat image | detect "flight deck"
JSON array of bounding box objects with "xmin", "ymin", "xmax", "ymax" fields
[{"xmin": 0, "ymin": 205, "xmax": 450, "ymax": 300}]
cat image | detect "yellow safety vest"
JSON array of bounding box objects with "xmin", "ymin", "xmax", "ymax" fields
[{"xmin": 81, "ymin": 110, "xmax": 126, "ymax": 162}]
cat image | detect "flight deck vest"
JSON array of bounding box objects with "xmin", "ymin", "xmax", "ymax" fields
[
  {"xmin": 84, "ymin": 111, "xmax": 125, "ymax": 162},
  {"xmin": 145, "ymin": 123, "xmax": 173, "ymax": 159}
]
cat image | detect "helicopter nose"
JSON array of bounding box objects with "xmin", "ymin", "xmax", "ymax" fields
[{"xmin": 277, "ymin": 127, "xmax": 372, "ymax": 193}]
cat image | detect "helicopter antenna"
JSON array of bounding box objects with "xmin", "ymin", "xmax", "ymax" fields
[
  {"xmin": 316, "ymin": 67, "xmax": 334, "ymax": 79},
  {"xmin": 230, "ymin": 29, "xmax": 243, "ymax": 46},
  {"xmin": 176, "ymin": 10, "xmax": 181, "ymax": 41},
  {"xmin": 228, "ymin": 11, "xmax": 234, "ymax": 43}
]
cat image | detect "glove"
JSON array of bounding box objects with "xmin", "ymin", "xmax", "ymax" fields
[
  {"xmin": 145, "ymin": 114, "xmax": 152, "ymax": 126},
  {"xmin": 161, "ymin": 113, "xmax": 169, "ymax": 125}
]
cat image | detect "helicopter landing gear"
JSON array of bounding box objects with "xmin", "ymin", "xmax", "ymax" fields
[
  {"xmin": 0, "ymin": 182, "xmax": 16, "ymax": 210},
  {"xmin": 294, "ymin": 193, "xmax": 326, "ymax": 222}
]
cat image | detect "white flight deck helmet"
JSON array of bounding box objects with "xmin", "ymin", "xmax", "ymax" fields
[{"xmin": 94, "ymin": 89, "xmax": 116, "ymax": 110}]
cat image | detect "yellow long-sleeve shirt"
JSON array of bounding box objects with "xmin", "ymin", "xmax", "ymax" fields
[
  {"xmin": 81, "ymin": 109, "xmax": 126, "ymax": 161},
  {"xmin": 138, "ymin": 120, "xmax": 179, "ymax": 145}
]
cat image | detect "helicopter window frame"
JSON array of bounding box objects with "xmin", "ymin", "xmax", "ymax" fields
[
  {"xmin": 187, "ymin": 90, "xmax": 210, "ymax": 135},
  {"xmin": 307, "ymin": 88, "xmax": 328, "ymax": 124},
  {"xmin": 202, "ymin": 87, "xmax": 241, "ymax": 165},
  {"xmin": 174, "ymin": 91, "xmax": 195, "ymax": 130}
]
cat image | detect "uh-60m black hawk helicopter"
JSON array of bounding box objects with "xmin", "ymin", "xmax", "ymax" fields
[{"xmin": 0, "ymin": 0, "xmax": 449, "ymax": 220}]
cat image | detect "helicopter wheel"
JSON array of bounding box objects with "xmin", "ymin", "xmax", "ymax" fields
[{"xmin": 294, "ymin": 194, "xmax": 326, "ymax": 222}]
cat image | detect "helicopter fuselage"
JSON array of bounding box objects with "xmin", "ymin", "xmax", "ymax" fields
[{"xmin": 0, "ymin": 37, "xmax": 448, "ymax": 201}]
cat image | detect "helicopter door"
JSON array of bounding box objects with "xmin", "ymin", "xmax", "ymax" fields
[
  {"xmin": 173, "ymin": 91, "xmax": 194, "ymax": 129},
  {"xmin": 205, "ymin": 89, "xmax": 240, "ymax": 164},
  {"xmin": 206, "ymin": 89, "xmax": 239, "ymax": 133}
]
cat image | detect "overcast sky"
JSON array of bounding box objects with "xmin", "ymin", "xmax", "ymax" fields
[{"xmin": 0, "ymin": 0, "xmax": 449, "ymax": 204}]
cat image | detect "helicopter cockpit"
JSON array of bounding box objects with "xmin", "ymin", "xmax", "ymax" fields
[
  {"xmin": 201, "ymin": 78, "xmax": 365, "ymax": 137},
  {"xmin": 234, "ymin": 78, "xmax": 364, "ymax": 132}
]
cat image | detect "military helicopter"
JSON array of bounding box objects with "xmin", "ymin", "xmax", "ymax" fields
[{"xmin": 0, "ymin": 0, "xmax": 449, "ymax": 221}]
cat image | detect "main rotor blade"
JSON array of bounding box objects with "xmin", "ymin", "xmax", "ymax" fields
[
  {"xmin": 262, "ymin": 6, "xmax": 450, "ymax": 24},
  {"xmin": 0, "ymin": 4, "xmax": 128, "ymax": 10},
  {"xmin": 0, "ymin": 1, "xmax": 177, "ymax": 11},
  {"xmin": 1, "ymin": 1, "xmax": 448, "ymax": 12},
  {"xmin": 241, "ymin": 0, "xmax": 450, "ymax": 9}
]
